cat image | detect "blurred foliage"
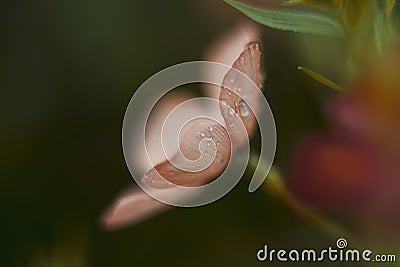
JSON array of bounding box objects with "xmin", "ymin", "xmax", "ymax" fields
[
  {"xmin": 226, "ymin": 0, "xmax": 398, "ymax": 81},
  {"xmin": 224, "ymin": 0, "xmax": 343, "ymax": 36}
]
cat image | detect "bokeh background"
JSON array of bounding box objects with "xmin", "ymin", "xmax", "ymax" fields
[{"xmin": 1, "ymin": 0, "xmax": 398, "ymax": 266}]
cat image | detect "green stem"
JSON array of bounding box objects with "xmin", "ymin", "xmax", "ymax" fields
[{"xmin": 298, "ymin": 66, "xmax": 344, "ymax": 93}]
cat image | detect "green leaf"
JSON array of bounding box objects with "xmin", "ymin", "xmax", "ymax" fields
[{"xmin": 224, "ymin": 0, "xmax": 343, "ymax": 37}]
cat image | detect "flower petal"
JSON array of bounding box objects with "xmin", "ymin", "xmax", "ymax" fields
[
  {"xmin": 100, "ymin": 186, "xmax": 168, "ymax": 230},
  {"xmin": 101, "ymin": 41, "xmax": 263, "ymax": 229},
  {"xmin": 219, "ymin": 41, "xmax": 262, "ymax": 148},
  {"xmin": 143, "ymin": 42, "xmax": 262, "ymax": 187},
  {"xmin": 142, "ymin": 119, "xmax": 231, "ymax": 187},
  {"xmin": 203, "ymin": 22, "xmax": 260, "ymax": 99}
]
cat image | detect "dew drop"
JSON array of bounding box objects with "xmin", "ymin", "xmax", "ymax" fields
[
  {"xmin": 207, "ymin": 136, "xmax": 213, "ymax": 146},
  {"xmin": 199, "ymin": 132, "xmax": 206, "ymax": 137},
  {"xmin": 250, "ymin": 48, "xmax": 255, "ymax": 57},
  {"xmin": 208, "ymin": 126, "xmax": 213, "ymax": 132},
  {"xmin": 230, "ymin": 78, "xmax": 235, "ymax": 83},
  {"xmin": 228, "ymin": 107, "xmax": 235, "ymax": 115},
  {"xmin": 238, "ymin": 100, "xmax": 250, "ymax": 117},
  {"xmin": 220, "ymin": 99, "xmax": 228, "ymax": 106},
  {"xmin": 143, "ymin": 172, "xmax": 169, "ymax": 186}
]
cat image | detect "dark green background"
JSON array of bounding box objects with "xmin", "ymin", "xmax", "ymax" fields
[{"xmin": 1, "ymin": 0, "xmax": 357, "ymax": 266}]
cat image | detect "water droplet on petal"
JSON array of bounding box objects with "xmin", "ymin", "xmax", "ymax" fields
[
  {"xmin": 230, "ymin": 78, "xmax": 234, "ymax": 83},
  {"xmin": 221, "ymin": 98, "xmax": 227, "ymax": 106},
  {"xmin": 207, "ymin": 137, "xmax": 213, "ymax": 146},
  {"xmin": 208, "ymin": 126, "xmax": 213, "ymax": 132},
  {"xmin": 228, "ymin": 107, "xmax": 235, "ymax": 115},
  {"xmin": 250, "ymin": 48, "xmax": 255, "ymax": 57},
  {"xmin": 238, "ymin": 100, "xmax": 250, "ymax": 117}
]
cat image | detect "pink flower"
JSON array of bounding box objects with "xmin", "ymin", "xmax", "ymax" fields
[{"xmin": 101, "ymin": 24, "xmax": 263, "ymax": 230}]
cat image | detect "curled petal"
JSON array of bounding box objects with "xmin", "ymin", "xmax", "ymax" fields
[
  {"xmin": 144, "ymin": 41, "xmax": 262, "ymax": 187},
  {"xmin": 133, "ymin": 91, "xmax": 203, "ymax": 173},
  {"xmin": 102, "ymin": 40, "xmax": 263, "ymax": 229},
  {"xmin": 219, "ymin": 41, "xmax": 262, "ymax": 147},
  {"xmin": 142, "ymin": 119, "xmax": 231, "ymax": 187},
  {"xmin": 203, "ymin": 22, "xmax": 260, "ymax": 99}
]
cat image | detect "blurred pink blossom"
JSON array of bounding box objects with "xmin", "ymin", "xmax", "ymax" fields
[{"xmin": 288, "ymin": 46, "xmax": 400, "ymax": 244}]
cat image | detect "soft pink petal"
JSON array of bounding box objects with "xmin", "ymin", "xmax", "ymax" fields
[
  {"xmin": 133, "ymin": 91, "xmax": 204, "ymax": 173},
  {"xmin": 100, "ymin": 186, "xmax": 168, "ymax": 230},
  {"xmin": 143, "ymin": 42, "xmax": 262, "ymax": 187},
  {"xmin": 203, "ymin": 22, "xmax": 260, "ymax": 99},
  {"xmin": 142, "ymin": 119, "xmax": 231, "ymax": 187},
  {"xmin": 219, "ymin": 42, "xmax": 262, "ymax": 148},
  {"xmin": 102, "ymin": 41, "xmax": 263, "ymax": 229}
]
